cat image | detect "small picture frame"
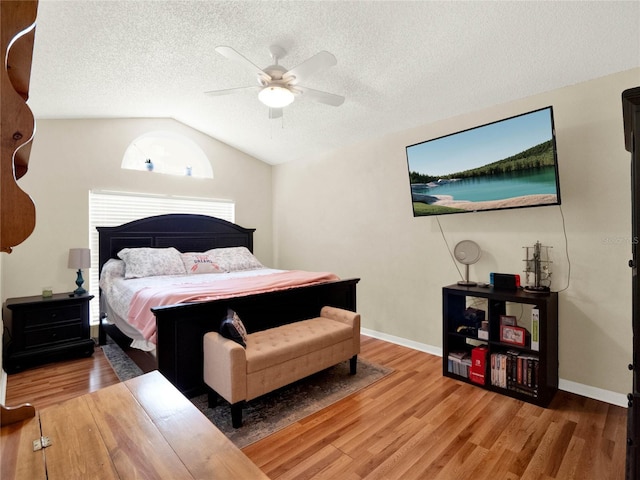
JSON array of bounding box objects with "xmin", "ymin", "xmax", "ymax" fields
[
  {"xmin": 500, "ymin": 315, "xmax": 517, "ymax": 326},
  {"xmin": 500, "ymin": 325, "xmax": 526, "ymax": 346}
]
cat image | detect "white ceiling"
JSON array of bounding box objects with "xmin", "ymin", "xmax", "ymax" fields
[{"xmin": 29, "ymin": 1, "xmax": 640, "ymax": 165}]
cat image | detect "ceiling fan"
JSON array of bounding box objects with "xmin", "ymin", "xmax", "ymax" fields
[{"xmin": 205, "ymin": 45, "xmax": 345, "ymax": 119}]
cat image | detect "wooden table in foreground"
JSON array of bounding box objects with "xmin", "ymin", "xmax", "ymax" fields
[{"xmin": 1, "ymin": 370, "xmax": 269, "ymax": 479}]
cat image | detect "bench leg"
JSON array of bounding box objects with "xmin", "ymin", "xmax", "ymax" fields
[
  {"xmin": 231, "ymin": 403, "xmax": 243, "ymax": 428},
  {"xmin": 207, "ymin": 389, "xmax": 218, "ymax": 408},
  {"xmin": 350, "ymin": 355, "xmax": 358, "ymax": 375}
]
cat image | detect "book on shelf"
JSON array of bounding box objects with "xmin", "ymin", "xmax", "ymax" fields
[
  {"xmin": 470, "ymin": 346, "xmax": 488, "ymax": 385},
  {"xmin": 448, "ymin": 350, "xmax": 472, "ymax": 378},
  {"xmin": 490, "ymin": 351, "xmax": 539, "ymax": 397},
  {"xmin": 531, "ymin": 307, "xmax": 540, "ymax": 351}
]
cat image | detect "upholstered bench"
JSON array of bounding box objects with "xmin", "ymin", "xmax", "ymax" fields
[{"xmin": 203, "ymin": 306, "xmax": 361, "ymax": 427}]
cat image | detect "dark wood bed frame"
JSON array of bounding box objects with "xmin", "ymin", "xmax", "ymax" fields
[{"xmin": 97, "ymin": 214, "xmax": 359, "ymax": 397}]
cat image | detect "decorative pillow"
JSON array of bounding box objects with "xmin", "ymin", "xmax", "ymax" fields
[
  {"xmin": 117, "ymin": 247, "xmax": 186, "ymax": 279},
  {"xmin": 219, "ymin": 309, "xmax": 248, "ymax": 348},
  {"xmin": 206, "ymin": 246, "xmax": 264, "ymax": 272},
  {"xmin": 180, "ymin": 253, "xmax": 226, "ymax": 274}
]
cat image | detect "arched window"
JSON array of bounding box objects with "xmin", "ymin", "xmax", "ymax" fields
[{"xmin": 121, "ymin": 131, "xmax": 213, "ymax": 178}]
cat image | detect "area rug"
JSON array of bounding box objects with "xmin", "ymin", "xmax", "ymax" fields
[
  {"xmin": 102, "ymin": 338, "xmax": 393, "ymax": 448},
  {"xmin": 101, "ymin": 337, "xmax": 144, "ymax": 381}
]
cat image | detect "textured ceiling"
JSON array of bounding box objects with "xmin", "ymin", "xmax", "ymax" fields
[{"xmin": 29, "ymin": 1, "xmax": 640, "ymax": 165}]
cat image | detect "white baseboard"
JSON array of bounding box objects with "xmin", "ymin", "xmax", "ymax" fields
[
  {"xmin": 0, "ymin": 369, "xmax": 6, "ymax": 405},
  {"xmin": 361, "ymin": 328, "xmax": 443, "ymax": 357},
  {"xmin": 361, "ymin": 328, "xmax": 627, "ymax": 408},
  {"xmin": 559, "ymin": 379, "xmax": 627, "ymax": 408}
]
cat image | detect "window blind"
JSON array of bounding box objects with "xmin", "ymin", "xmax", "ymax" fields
[{"xmin": 88, "ymin": 191, "xmax": 235, "ymax": 325}]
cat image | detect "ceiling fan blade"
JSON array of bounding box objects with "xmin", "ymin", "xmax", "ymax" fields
[
  {"xmin": 204, "ymin": 86, "xmax": 259, "ymax": 96},
  {"xmin": 269, "ymin": 108, "xmax": 283, "ymax": 119},
  {"xmin": 214, "ymin": 45, "xmax": 271, "ymax": 83},
  {"xmin": 284, "ymin": 51, "xmax": 337, "ymax": 84},
  {"xmin": 294, "ymin": 85, "xmax": 345, "ymax": 106}
]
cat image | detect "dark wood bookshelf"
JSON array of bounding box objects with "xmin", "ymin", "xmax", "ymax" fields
[{"xmin": 443, "ymin": 284, "xmax": 558, "ymax": 407}]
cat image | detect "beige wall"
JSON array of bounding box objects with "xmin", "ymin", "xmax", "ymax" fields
[
  {"xmin": 1, "ymin": 118, "xmax": 273, "ymax": 301},
  {"xmin": 2, "ymin": 70, "xmax": 638, "ymax": 403},
  {"xmin": 273, "ymin": 68, "xmax": 640, "ymax": 400}
]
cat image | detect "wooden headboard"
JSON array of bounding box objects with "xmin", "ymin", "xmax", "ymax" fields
[{"xmin": 97, "ymin": 214, "xmax": 255, "ymax": 273}]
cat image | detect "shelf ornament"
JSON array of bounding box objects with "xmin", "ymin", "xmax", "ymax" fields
[{"xmin": 522, "ymin": 241, "xmax": 552, "ymax": 293}]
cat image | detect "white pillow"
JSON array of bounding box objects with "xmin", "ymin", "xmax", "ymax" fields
[
  {"xmin": 180, "ymin": 252, "xmax": 227, "ymax": 274},
  {"xmin": 98, "ymin": 259, "xmax": 126, "ymax": 291},
  {"xmin": 206, "ymin": 246, "xmax": 264, "ymax": 272},
  {"xmin": 101, "ymin": 258, "xmax": 125, "ymax": 278},
  {"xmin": 117, "ymin": 247, "xmax": 186, "ymax": 279}
]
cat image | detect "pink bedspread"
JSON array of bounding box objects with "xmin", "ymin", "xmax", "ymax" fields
[{"xmin": 128, "ymin": 270, "xmax": 340, "ymax": 344}]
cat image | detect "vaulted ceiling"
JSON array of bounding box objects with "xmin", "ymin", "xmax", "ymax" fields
[{"xmin": 29, "ymin": 1, "xmax": 640, "ymax": 165}]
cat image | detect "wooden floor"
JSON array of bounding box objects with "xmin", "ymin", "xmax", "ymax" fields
[
  {"xmin": 5, "ymin": 337, "xmax": 628, "ymax": 479},
  {"xmin": 5, "ymin": 346, "xmax": 120, "ymax": 410}
]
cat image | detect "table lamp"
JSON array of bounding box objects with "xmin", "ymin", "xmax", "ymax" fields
[{"xmin": 68, "ymin": 248, "xmax": 91, "ymax": 296}]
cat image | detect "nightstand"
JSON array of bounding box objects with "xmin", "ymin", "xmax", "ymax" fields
[{"xmin": 3, "ymin": 293, "xmax": 95, "ymax": 372}]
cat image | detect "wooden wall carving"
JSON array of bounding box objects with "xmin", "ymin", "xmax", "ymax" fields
[{"xmin": 1, "ymin": 0, "xmax": 38, "ymax": 253}]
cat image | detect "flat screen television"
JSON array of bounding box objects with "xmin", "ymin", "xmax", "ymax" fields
[{"xmin": 406, "ymin": 106, "xmax": 561, "ymax": 217}]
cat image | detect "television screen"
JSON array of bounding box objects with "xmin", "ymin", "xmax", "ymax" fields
[{"xmin": 406, "ymin": 106, "xmax": 560, "ymax": 217}]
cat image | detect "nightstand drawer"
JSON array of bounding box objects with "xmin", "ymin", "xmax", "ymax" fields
[
  {"xmin": 24, "ymin": 304, "xmax": 83, "ymax": 327},
  {"xmin": 24, "ymin": 320, "xmax": 85, "ymax": 349}
]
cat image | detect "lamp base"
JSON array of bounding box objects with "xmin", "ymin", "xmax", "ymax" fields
[{"xmin": 74, "ymin": 269, "xmax": 87, "ymax": 296}]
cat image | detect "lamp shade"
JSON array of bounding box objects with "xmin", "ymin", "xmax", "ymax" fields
[{"xmin": 68, "ymin": 248, "xmax": 91, "ymax": 269}]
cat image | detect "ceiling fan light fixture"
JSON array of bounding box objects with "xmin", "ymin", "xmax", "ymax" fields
[{"xmin": 258, "ymin": 86, "xmax": 294, "ymax": 108}]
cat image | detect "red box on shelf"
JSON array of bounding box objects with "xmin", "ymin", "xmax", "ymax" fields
[{"xmin": 469, "ymin": 346, "xmax": 488, "ymax": 385}]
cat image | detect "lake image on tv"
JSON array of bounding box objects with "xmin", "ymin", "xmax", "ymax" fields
[
  {"xmin": 411, "ymin": 166, "xmax": 558, "ymax": 202},
  {"xmin": 406, "ymin": 108, "xmax": 560, "ymax": 216}
]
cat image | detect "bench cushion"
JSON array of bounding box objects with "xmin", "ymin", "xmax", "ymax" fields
[{"xmin": 245, "ymin": 318, "xmax": 352, "ymax": 374}]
